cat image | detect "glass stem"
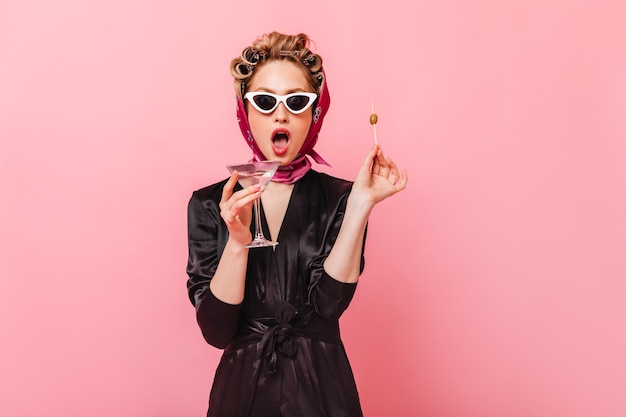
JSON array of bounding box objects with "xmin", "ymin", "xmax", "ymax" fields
[{"xmin": 253, "ymin": 198, "xmax": 264, "ymax": 241}]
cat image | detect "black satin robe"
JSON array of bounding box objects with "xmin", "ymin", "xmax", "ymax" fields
[{"xmin": 186, "ymin": 170, "xmax": 365, "ymax": 417}]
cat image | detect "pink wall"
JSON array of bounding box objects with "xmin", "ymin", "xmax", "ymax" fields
[{"xmin": 1, "ymin": 1, "xmax": 625, "ymax": 416}]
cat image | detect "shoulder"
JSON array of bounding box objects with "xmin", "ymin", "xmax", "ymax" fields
[
  {"xmin": 296, "ymin": 171, "xmax": 353, "ymax": 211},
  {"xmin": 187, "ymin": 178, "xmax": 233, "ymax": 226},
  {"xmin": 190, "ymin": 178, "xmax": 230, "ymax": 207},
  {"xmin": 302, "ymin": 170, "xmax": 353, "ymax": 195}
]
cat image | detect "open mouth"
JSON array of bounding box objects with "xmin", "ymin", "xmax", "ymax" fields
[{"xmin": 271, "ymin": 129, "xmax": 290, "ymax": 155}]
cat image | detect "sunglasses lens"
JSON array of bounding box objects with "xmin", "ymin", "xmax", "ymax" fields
[
  {"xmin": 252, "ymin": 95, "xmax": 277, "ymax": 111},
  {"xmin": 285, "ymin": 95, "xmax": 312, "ymax": 112}
]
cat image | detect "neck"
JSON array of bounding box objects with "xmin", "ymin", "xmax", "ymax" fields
[{"xmin": 270, "ymin": 155, "xmax": 312, "ymax": 184}]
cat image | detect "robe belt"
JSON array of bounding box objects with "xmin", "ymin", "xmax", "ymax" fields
[{"xmin": 227, "ymin": 303, "xmax": 341, "ymax": 373}]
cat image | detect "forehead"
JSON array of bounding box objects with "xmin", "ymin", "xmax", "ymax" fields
[{"xmin": 248, "ymin": 60, "xmax": 311, "ymax": 93}]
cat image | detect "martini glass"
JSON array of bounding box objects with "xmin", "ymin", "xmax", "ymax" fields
[{"xmin": 226, "ymin": 160, "xmax": 281, "ymax": 248}]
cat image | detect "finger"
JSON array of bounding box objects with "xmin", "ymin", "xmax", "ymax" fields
[
  {"xmin": 222, "ymin": 209, "xmax": 237, "ymax": 227},
  {"xmin": 395, "ymin": 169, "xmax": 409, "ymax": 190},
  {"xmin": 221, "ymin": 171, "xmax": 239, "ymax": 203},
  {"xmin": 374, "ymin": 146, "xmax": 387, "ymax": 175},
  {"xmin": 372, "ymin": 158, "xmax": 381, "ymax": 176},
  {"xmin": 378, "ymin": 156, "xmax": 391, "ymax": 177},
  {"xmin": 361, "ymin": 144, "xmax": 379, "ymax": 174},
  {"xmin": 230, "ymin": 188, "xmax": 261, "ymax": 215},
  {"xmin": 387, "ymin": 158, "xmax": 400, "ymax": 179},
  {"xmin": 231, "ymin": 183, "xmax": 261, "ymax": 201},
  {"xmin": 376, "ymin": 146, "xmax": 386, "ymax": 164},
  {"xmin": 220, "ymin": 182, "xmax": 260, "ymax": 216},
  {"xmin": 221, "ymin": 203, "xmax": 239, "ymax": 227},
  {"xmin": 222, "ymin": 189, "xmax": 259, "ymax": 231}
]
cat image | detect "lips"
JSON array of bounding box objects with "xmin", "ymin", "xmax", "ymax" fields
[{"xmin": 271, "ymin": 128, "xmax": 290, "ymax": 155}]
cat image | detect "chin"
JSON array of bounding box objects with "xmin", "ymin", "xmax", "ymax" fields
[
  {"xmin": 278, "ymin": 156, "xmax": 293, "ymax": 165},
  {"xmin": 271, "ymin": 153, "xmax": 296, "ymax": 165}
]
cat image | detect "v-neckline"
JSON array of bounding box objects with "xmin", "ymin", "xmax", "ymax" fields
[{"xmin": 259, "ymin": 180, "xmax": 299, "ymax": 243}]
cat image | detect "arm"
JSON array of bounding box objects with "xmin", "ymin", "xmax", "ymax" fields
[
  {"xmin": 208, "ymin": 172, "xmax": 261, "ymax": 305},
  {"xmin": 323, "ymin": 145, "xmax": 408, "ymax": 283},
  {"xmin": 186, "ymin": 173, "xmax": 261, "ymax": 348}
]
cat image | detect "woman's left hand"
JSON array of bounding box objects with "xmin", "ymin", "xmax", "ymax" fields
[
  {"xmin": 323, "ymin": 145, "xmax": 407, "ymax": 282},
  {"xmin": 351, "ymin": 144, "xmax": 408, "ymax": 210}
]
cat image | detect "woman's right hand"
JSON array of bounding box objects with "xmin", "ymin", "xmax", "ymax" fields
[{"xmin": 219, "ymin": 171, "xmax": 261, "ymax": 246}]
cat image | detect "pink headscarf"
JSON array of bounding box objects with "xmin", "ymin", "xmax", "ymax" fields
[{"xmin": 235, "ymin": 70, "xmax": 331, "ymax": 184}]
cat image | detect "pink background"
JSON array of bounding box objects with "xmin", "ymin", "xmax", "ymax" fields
[{"xmin": 1, "ymin": 1, "xmax": 625, "ymax": 416}]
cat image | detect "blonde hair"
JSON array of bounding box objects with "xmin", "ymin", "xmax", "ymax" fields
[{"xmin": 230, "ymin": 32, "xmax": 324, "ymax": 98}]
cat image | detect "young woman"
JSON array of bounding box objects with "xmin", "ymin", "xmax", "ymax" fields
[{"xmin": 187, "ymin": 32, "xmax": 407, "ymax": 417}]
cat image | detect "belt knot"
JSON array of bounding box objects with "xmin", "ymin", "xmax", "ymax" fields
[{"xmin": 258, "ymin": 304, "xmax": 300, "ymax": 372}]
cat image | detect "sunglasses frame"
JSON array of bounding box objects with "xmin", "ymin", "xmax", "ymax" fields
[{"xmin": 244, "ymin": 92, "xmax": 318, "ymax": 115}]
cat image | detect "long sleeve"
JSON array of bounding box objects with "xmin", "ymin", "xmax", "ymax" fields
[
  {"xmin": 309, "ymin": 270, "xmax": 358, "ymax": 321},
  {"xmin": 305, "ymin": 182, "xmax": 366, "ymax": 321},
  {"xmin": 186, "ymin": 188, "xmax": 240, "ymax": 348}
]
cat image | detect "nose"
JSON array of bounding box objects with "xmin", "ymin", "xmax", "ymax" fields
[{"xmin": 274, "ymin": 102, "xmax": 289, "ymax": 122}]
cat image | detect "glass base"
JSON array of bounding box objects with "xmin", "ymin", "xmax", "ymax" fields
[{"xmin": 244, "ymin": 238, "xmax": 279, "ymax": 249}]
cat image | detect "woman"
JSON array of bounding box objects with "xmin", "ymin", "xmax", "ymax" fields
[{"xmin": 187, "ymin": 32, "xmax": 407, "ymax": 417}]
